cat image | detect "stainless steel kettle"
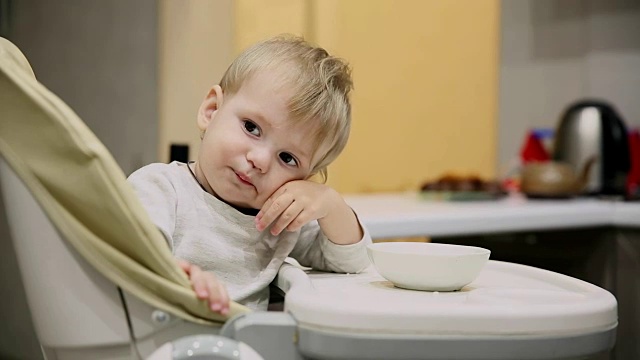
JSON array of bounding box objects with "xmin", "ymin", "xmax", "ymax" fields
[{"xmin": 553, "ymin": 100, "xmax": 630, "ymax": 195}]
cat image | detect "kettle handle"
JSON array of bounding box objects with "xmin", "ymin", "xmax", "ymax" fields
[{"xmin": 601, "ymin": 106, "xmax": 630, "ymax": 194}]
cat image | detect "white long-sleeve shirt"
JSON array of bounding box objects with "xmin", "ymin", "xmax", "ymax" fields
[{"xmin": 128, "ymin": 162, "xmax": 371, "ymax": 310}]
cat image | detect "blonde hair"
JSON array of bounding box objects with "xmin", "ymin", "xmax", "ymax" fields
[{"xmin": 219, "ymin": 35, "xmax": 353, "ymax": 182}]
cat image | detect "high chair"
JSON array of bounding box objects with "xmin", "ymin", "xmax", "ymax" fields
[{"xmin": 0, "ymin": 36, "xmax": 277, "ymax": 359}]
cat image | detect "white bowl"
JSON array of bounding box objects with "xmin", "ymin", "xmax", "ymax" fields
[{"xmin": 367, "ymin": 242, "xmax": 490, "ymax": 291}]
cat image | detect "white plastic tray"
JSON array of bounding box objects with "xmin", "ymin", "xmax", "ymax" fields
[{"xmin": 280, "ymin": 261, "xmax": 617, "ymax": 336}]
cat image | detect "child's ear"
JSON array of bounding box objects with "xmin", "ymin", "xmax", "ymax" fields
[{"xmin": 197, "ymin": 85, "xmax": 224, "ymax": 131}]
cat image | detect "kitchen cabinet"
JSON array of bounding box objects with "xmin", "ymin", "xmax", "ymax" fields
[
  {"xmin": 615, "ymin": 228, "xmax": 640, "ymax": 359},
  {"xmin": 346, "ymin": 193, "xmax": 640, "ymax": 360}
]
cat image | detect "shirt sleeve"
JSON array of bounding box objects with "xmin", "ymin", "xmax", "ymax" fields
[
  {"xmin": 288, "ymin": 211, "xmax": 372, "ymax": 273},
  {"xmin": 127, "ymin": 165, "xmax": 178, "ymax": 251}
]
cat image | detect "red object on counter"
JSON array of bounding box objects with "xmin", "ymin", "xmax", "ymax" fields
[
  {"xmin": 520, "ymin": 131, "xmax": 550, "ymax": 163},
  {"xmin": 627, "ymin": 129, "xmax": 640, "ymax": 195}
]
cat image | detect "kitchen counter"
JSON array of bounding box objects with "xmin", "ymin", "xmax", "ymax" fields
[
  {"xmin": 345, "ymin": 192, "xmax": 640, "ymax": 239},
  {"xmin": 613, "ymin": 201, "xmax": 640, "ymax": 227}
]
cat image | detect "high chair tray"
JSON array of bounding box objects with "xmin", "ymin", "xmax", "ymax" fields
[{"xmin": 275, "ymin": 260, "xmax": 617, "ymax": 359}]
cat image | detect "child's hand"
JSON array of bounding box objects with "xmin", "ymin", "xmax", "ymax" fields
[
  {"xmin": 256, "ymin": 180, "xmax": 342, "ymax": 236},
  {"xmin": 176, "ymin": 259, "xmax": 230, "ymax": 315}
]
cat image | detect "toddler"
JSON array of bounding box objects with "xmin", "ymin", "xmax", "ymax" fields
[{"xmin": 128, "ymin": 35, "xmax": 371, "ymax": 315}]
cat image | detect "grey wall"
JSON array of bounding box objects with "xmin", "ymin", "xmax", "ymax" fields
[
  {"xmin": 7, "ymin": 0, "xmax": 159, "ymax": 175},
  {"xmin": 499, "ymin": 0, "xmax": 640, "ymax": 174}
]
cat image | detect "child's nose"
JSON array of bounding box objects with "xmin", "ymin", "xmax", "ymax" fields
[{"xmin": 246, "ymin": 148, "xmax": 270, "ymax": 173}]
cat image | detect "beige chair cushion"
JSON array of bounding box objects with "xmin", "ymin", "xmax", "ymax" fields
[{"xmin": 0, "ymin": 37, "xmax": 249, "ymax": 325}]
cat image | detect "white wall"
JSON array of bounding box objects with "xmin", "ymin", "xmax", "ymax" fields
[{"xmin": 499, "ymin": 0, "xmax": 640, "ymax": 174}]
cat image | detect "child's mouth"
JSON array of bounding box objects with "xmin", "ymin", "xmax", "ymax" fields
[{"xmin": 235, "ymin": 172, "xmax": 254, "ymax": 187}]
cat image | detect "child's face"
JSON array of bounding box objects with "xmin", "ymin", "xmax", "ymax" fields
[{"xmin": 195, "ymin": 72, "xmax": 316, "ymax": 209}]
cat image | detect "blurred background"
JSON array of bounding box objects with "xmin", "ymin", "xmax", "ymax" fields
[
  {"xmin": 1, "ymin": 0, "xmax": 639, "ymax": 193},
  {"xmin": 0, "ymin": 0, "xmax": 639, "ymax": 358}
]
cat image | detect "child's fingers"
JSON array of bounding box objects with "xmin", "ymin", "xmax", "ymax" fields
[
  {"xmin": 256, "ymin": 185, "xmax": 288, "ymax": 220},
  {"xmin": 175, "ymin": 258, "xmax": 191, "ymax": 273},
  {"xmin": 256, "ymin": 192, "xmax": 294, "ymax": 231},
  {"xmin": 219, "ymin": 283, "xmax": 230, "ymax": 315},
  {"xmin": 179, "ymin": 260, "xmax": 230, "ymax": 315},
  {"xmin": 271, "ymin": 201, "xmax": 304, "ymax": 235},
  {"xmin": 286, "ymin": 209, "xmax": 312, "ymax": 232},
  {"xmin": 183, "ymin": 262, "xmax": 230, "ymax": 315},
  {"xmin": 188, "ymin": 265, "xmax": 210, "ymax": 299},
  {"xmin": 203, "ymin": 273, "xmax": 229, "ymax": 314}
]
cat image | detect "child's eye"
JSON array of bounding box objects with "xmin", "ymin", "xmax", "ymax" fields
[
  {"xmin": 243, "ymin": 120, "xmax": 261, "ymax": 136},
  {"xmin": 279, "ymin": 152, "xmax": 298, "ymax": 167}
]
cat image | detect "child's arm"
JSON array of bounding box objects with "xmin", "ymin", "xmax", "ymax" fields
[
  {"xmin": 255, "ymin": 180, "xmax": 363, "ymax": 245},
  {"xmin": 128, "ymin": 165, "xmax": 229, "ymax": 315},
  {"xmin": 289, "ymin": 217, "xmax": 371, "ymax": 273}
]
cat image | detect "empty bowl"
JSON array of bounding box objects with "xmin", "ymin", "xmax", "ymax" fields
[{"xmin": 367, "ymin": 242, "xmax": 490, "ymax": 291}]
